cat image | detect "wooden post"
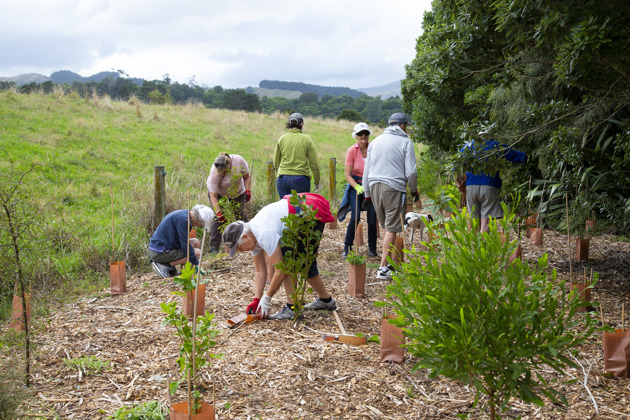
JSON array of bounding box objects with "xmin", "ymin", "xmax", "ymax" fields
[
  {"xmin": 154, "ymin": 165, "xmax": 166, "ymax": 222},
  {"xmin": 329, "ymin": 157, "xmax": 336, "ymax": 206},
  {"xmin": 266, "ymin": 160, "xmax": 276, "ymax": 200}
]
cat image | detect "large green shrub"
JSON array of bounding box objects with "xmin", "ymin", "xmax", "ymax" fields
[{"xmin": 379, "ymin": 206, "xmax": 598, "ymax": 419}]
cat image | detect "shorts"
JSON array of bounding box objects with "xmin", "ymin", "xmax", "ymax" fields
[
  {"xmin": 466, "ymin": 185, "xmax": 503, "ymax": 219},
  {"xmin": 149, "ymin": 248, "xmax": 187, "ymax": 264},
  {"xmin": 370, "ymin": 182, "xmax": 405, "ymax": 233},
  {"xmin": 280, "ymin": 221, "xmax": 325, "ymax": 278}
]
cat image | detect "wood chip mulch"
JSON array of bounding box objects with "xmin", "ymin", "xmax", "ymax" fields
[{"xmin": 8, "ymin": 216, "xmax": 630, "ymax": 419}]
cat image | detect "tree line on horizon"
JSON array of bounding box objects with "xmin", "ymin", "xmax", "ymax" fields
[{"xmin": 0, "ymin": 74, "xmax": 401, "ymax": 125}]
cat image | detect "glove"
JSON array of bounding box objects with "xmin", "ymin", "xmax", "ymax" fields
[
  {"xmin": 412, "ymin": 191, "xmax": 420, "ymax": 202},
  {"xmin": 216, "ymin": 211, "xmax": 225, "ymax": 222},
  {"xmin": 361, "ymin": 197, "xmax": 372, "ymax": 211},
  {"xmin": 245, "ymin": 190, "xmax": 251, "ymax": 202},
  {"xmin": 314, "ymin": 184, "xmax": 322, "ymax": 193},
  {"xmin": 246, "ymin": 297, "xmax": 260, "ymax": 314},
  {"xmin": 257, "ymin": 294, "xmax": 272, "ymax": 318},
  {"xmin": 354, "ymin": 184, "xmax": 364, "ymax": 195},
  {"xmin": 194, "ymin": 266, "xmax": 207, "ymax": 275}
]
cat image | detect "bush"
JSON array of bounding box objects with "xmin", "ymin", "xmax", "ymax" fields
[{"xmin": 379, "ymin": 206, "xmax": 598, "ymax": 419}]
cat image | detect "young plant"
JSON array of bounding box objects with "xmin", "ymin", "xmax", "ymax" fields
[
  {"xmin": 161, "ymin": 262, "xmax": 222, "ymax": 414},
  {"xmin": 109, "ymin": 400, "xmax": 168, "ymax": 420},
  {"xmin": 346, "ymin": 251, "xmax": 365, "ymax": 265},
  {"xmin": 275, "ymin": 192, "xmax": 322, "ymax": 324},
  {"xmin": 378, "ymin": 205, "xmax": 599, "ymax": 419},
  {"xmin": 63, "ymin": 355, "xmax": 109, "ymax": 376}
]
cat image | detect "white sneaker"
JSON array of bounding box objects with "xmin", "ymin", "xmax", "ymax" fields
[
  {"xmin": 376, "ymin": 266, "xmax": 392, "ymax": 280},
  {"xmin": 151, "ymin": 261, "xmax": 172, "ymax": 278}
]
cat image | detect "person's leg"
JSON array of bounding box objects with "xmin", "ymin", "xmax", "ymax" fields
[
  {"xmin": 380, "ymin": 231, "xmax": 397, "ymax": 268},
  {"xmin": 276, "ymin": 176, "xmax": 290, "ymax": 199},
  {"xmin": 306, "ymin": 274, "xmax": 331, "ymax": 299},
  {"xmin": 170, "ymin": 247, "xmax": 201, "ymax": 266},
  {"xmin": 209, "ymin": 216, "xmax": 223, "ymax": 251},
  {"xmin": 366, "ymin": 198, "xmax": 378, "ymax": 254},
  {"xmin": 479, "ymin": 186, "xmax": 502, "ymax": 234},
  {"xmin": 343, "ymin": 187, "xmax": 358, "ymax": 253},
  {"xmin": 235, "ymin": 193, "xmax": 249, "ymax": 222}
]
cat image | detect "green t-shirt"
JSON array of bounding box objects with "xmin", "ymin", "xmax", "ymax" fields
[{"xmin": 273, "ymin": 129, "xmax": 320, "ymax": 185}]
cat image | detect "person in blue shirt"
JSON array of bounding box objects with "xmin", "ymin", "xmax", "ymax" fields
[
  {"xmin": 462, "ymin": 133, "xmax": 527, "ymax": 233},
  {"xmin": 149, "ymin": 204, "xmax": 214, "ymax": 278}
]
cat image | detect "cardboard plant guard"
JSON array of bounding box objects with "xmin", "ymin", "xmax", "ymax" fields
[
  {"xmin": 602, "ymin": 304, "xmax": 630, "ymax": 378},
  {"xmin": 170, "ymin": 399, "xmax": 215, "ymax": 420},
  {"xmin": 354, "ymin": 222, "xmax": 364, "ymax": 247},
  {"xmin": 109, "ymin": 184, "xmax": 126, "ymax": 295},
  {"xmin": 183, "ymin": 284, "xmax": 206, "ymax": 318},
  {"xmin": 347, "ymin": 262, "xmax": 366, "ymax": 298},
  {"xmin": 380, "ymin": 312, "xmax": 405, "ymax": 363},
  {"xmin": 9, "ymin": 285, "xmax": 31, "ymax": 332}
]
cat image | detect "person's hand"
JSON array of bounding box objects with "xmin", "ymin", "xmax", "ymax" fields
[
  {"xmin": 361, "ymin": 197, "xmax": 372, "ymax": 211},
  {"xmin": 354, "ymin": 184, "xmax": 364, "ymax": 195},
  {"xmin": 314, "ymin": 184, "xmax": 322, "ymax": 193},
  {"xmin": 246, "ymin": 297, "xmax": 260, "ymax": 314},
  {"xmin": 216, "ymin": 211, "xmax": 225, "ymax": 222},
  {"xmin": 245, "ymin": 190, "xmax": 251, "ymax": 202},
  {"xmin": 257, "ymin": 295, "xmax": 272, "ymax": 318},
  {"xmin": 412, "ymin": 191, "xmax": 420, "ymax": 202}
]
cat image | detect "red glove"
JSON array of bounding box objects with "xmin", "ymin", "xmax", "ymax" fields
[
  {"xmin": 246, "ymin": 298, "xmax": 260, "ymax": 314},
  {"xmin": 216, "ymin": 211, "xmax": 225, "ymax": 222},
  {"xmin": 245, "ymin": 190, "xmax": 251, "ymax": 202}
]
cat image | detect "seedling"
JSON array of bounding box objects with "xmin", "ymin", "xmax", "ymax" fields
[
  {"xmin": 63, "ymin": 355, "xmax": 108, "ymax": 376},
  {"xmin": 110, "ymin": 400, "xmax": 168, "ymax": 420},
  {"xmin": 346, "ymin": 251, "xmax": 365, "ymax": 265}
]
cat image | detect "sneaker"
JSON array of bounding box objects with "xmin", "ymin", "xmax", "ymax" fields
[
  {"xmin": 269, "ymin": 305, "xmax": 304, "ymax": 320},
  {"xmin": 151, "ymin": 261, "xmax": 172, "ymax": 279},
  {"xmin": 209, "ymin": 248, "xmax": 219, "ymax": 254},
  {"xmin": 342, "ymin": 246, "xmax": 351, "ymax": 258},
  {"xmin": 376, "ymin": 266, "xmax": 392, "ymax": 280},
  {"xmin": 368, "ymin": 250, "xmax": 378, "ymax": 258},
  {"xmin": 303, "ymin": 297, "xmax": 337, "ymax": 311}
]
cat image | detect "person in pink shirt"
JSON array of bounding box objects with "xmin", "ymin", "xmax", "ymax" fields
[
  {"xmin": 207, "ymin": 153, "xmax": 251, "ymax": 253},
  {"xmin": 337, "ymin": 123, "xmax": 378, "ymax": 257}
]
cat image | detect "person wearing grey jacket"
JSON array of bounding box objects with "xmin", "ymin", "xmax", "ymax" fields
[{"xmin": 362, "ymin": 113, "xmax": 418, "ymax": 280}]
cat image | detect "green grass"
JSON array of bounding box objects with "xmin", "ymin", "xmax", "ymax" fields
[
  {"xmin": 63, "ymin": 355, "xmax": 109, "ymax": 376},
  {"xmin": 0, "ymin": 90, "xmax": 393, "ymax": 315}
]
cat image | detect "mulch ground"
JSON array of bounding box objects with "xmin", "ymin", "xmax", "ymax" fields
[{"xmin": 8, "ymin": 213, "xmax": 630, "ymax": 419}]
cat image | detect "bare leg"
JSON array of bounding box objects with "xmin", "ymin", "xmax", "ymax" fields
[
  {"xmin": 480, "ymin": 218, "xmax": 490, "ymax": 233},
  {"xmin": 381, "ymin": 231, "xmax": 397, "ymax": 267}
]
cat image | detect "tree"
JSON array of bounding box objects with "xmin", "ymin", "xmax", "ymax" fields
[
  {"xmin": 336, "ymin": 109, "xmax": 364, "ymax": 122},
  {"xmin": 403, "ymin": 0, "xmax": 630, "ymax": 230}
]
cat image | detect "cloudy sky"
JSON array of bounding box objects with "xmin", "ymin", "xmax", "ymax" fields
[{"xmin": 0, "ymin": 0, "xmax": 433, "ymax": 89}]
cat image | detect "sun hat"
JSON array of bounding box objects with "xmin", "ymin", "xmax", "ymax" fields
[
  {"xmin": 222, "ymin": 221, "xmax": 245, "ymax": 257},
  {"xmin": 191, "ymin": 205, "xmax": 215, "ymax": 231},
  {"xmin": 352, "ymin": 122, "xmax": 372, "ymax": 139}
]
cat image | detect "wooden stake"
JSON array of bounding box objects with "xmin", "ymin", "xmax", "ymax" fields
[
  {"xmin": 332, "ymin": 310, "xmax": 347, "ymax": 335},
  {"xmin": 600, "ymin": 303, "xmax": 605, "ymax": 326},
  {"xmin": 565, "ymin": 194, "xmax": 573, "ymax": 282},
  {"xmin": 110, "ymin": 182, "xmax": 115, "ymax": 263},
  {"xmin": 623, "ymin": 303, "xmax": 626, "ymax": 332},
  {"xmin": 354, "ymin": 188, "xmax": 360, "ymax": 255}
]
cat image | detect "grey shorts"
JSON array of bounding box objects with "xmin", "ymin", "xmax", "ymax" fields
[
  {"xmin": 370, "ymin": 182, "xmax": 405, "ymax": 233},
  {"xmin": 149, "ymin": 248, "xmax": 187, "ymax": 264},
  {"xmin": 466, "ymin": 185, "xmax": 503, "ymax": 219}
]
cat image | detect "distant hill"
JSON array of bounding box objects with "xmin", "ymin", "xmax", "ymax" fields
[
  {"xmin": 259, "ymin": 80, "xmax": 365, "ymax": 98},
  {"xmin": 0, "ymin": 73, "xmax": 49, "ymax": 85},
  {"xmin": 358, "ymin": 80, "xmax": 402, "ymax": 99}
]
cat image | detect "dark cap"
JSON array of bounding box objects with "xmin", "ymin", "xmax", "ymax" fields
[
  {"xmin": 388, "ymin": 113, "xmax": 411, "ymax": 126},
  {"xmin": 288, "ymin": 112, "xmax": 304, "ymax": 125},
  {"xmin": 222, "ymin": 221, "xmax": 244, "ymax": 257}
]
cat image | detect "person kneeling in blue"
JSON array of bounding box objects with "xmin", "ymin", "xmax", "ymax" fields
[
  {"xmin": 149, "ymin": 205, "xmax": 214, "ymax": 278},
  {"xmin": 462, "ymin": 130, "xmax": 527, "ymax": 233}
]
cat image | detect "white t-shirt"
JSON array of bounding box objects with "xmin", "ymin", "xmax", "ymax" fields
[{"xmin": 249, "ymin": 200, "xmax": 289, "ymax": 256}]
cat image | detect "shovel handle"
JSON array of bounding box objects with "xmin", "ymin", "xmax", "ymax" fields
[{"xmin": 332, "ymin": 310, "xmax": 347, "ymax": 335}]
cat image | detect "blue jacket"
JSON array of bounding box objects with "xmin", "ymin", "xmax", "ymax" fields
[
  {"xmin": 149, "ymin": 209, "xmax": 199, "ymax": 265},
  {"xmin": 337, "ymin": 174, "xmax": 362, "ymax": 222},
  {"xmin": 462, "ymin": 139, "xmax": 527, "ymax": 189}
]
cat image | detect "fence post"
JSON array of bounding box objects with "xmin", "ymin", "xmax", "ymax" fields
[
  {"xmin": 329, "ymin": 157, "xmax": 336, "ymax": 207},
  {"xmin": 266, "ymin": 161, "xmax": 276, "ymax": 200},
  {"xmin": 154, "ymin": 165, "xmax": 167, "ymax": 221}
]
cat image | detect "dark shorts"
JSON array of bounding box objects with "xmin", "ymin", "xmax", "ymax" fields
[
  {"xmin": 149, "ymin": 248, "xmax": 186, "ymax": 264},
  {"xmin": 280, "ymin": 221, "xmax": 325, "ymax": 278}
]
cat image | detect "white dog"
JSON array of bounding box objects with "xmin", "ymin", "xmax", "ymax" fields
[{"xmin": 404, "ymin": 212, "xmax": 434, "ymax": 244}]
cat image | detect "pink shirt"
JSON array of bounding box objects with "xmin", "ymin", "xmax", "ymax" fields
[
  {"xmin": 206, "ymin": 154, "xmax": 249, "ymax": 197},
  {"xmin": 345, "ymin": 142, "xmax": 367, "ymax": 179}
]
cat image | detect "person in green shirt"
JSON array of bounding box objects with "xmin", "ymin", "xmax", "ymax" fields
[{"xmin": 273, "ymin": 113, "xmax": 321, "ymax": 198}]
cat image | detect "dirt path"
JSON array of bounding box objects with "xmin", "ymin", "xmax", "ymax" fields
[{"xmin": 13, "ymin": 217, "xmax": 630, "ymax": 419}]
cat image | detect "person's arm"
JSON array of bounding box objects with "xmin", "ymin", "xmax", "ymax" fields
[
  {"xmin": 405, "ymin": 140, "xmax": 419, "ymax": 194},
  {"xmin": 363, "ymin": 144, "xmax": 372, "ymax": 198},
  {"xmin": 307, "ymin": 139, "xmax": 320, "ymax": 186},
  {"xmin": 243, "ymin": 172, "xmax": 251, "ymax": 191},
  {"xmin": 252, "ymin": 251, "xmax": 267, "ymax": 298},
  {"xmin": 273, "ymin": 139, "xmax": 282, "ymax": 175},
  {"xmin": 179, "ymin": 220, "xmax": 199, "ymax": 265},
  {"xmin": 209, "ymin": 192, "xmax": 221, "ymax": 214}
]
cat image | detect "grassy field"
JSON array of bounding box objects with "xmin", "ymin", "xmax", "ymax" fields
[{"xmin": 0, "ymin": 89, "xmax": 393, "ymax": 313}]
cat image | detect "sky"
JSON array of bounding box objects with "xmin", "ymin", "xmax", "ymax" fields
[{"xmin": 0, "ymin": 0, "xmax": 433, "ymax": 90}]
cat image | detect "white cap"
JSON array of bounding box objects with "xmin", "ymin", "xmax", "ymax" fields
[
  {"xmin": 352, "ymin": 122, "xmax": 372, "ymax": 139},
  {"xmin": 191, "ymin": 205, "xmax": 215, "ymax": 231}
]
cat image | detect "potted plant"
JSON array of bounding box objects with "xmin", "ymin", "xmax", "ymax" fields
[
  {"xmin": 346, "ymin": 251, "xmax": 366, "ymax": 298},
  {"xmin": 161, "ymin": 262, "xmax": 222, "ymax": 420}
]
